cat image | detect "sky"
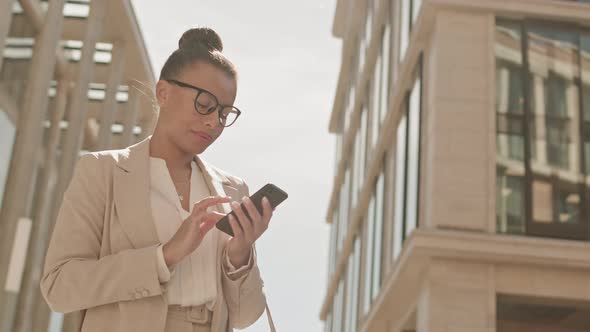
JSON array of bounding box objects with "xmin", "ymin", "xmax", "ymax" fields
[{"xmin": 130, "ymin": 1, "xmax": 342, "ymax": 331}]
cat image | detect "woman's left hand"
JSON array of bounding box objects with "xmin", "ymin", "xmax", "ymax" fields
[{"xmin": 226, "ymin": 196, "xmax": 273, "ymax": 268}]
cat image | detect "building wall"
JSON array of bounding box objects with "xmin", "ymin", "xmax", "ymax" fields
[{"xmin": 323, "ymin": 1, "xmax": 590, "ymax": 332}]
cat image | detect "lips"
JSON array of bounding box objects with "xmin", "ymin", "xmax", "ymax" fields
[{"xmin": 193, "ymin": 131, "xmax": 212, "ymax": 142}]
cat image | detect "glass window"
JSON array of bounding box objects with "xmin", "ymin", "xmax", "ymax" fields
[
  {"xmin": 495, "ymin": 20, "xmax": 590, "ymax": 240},
  {"xmin": 497, "ymin": 294, "xmax": 590, "ymax": 331},
  {"xmin": 405, "ymin": 67, "xmax": 422, "ymax": 238},
  {"xmin": 371, "ymin": 166, "xmax": 385, "ymax": 301},
  {"xmin": 582, "ymin": 34, "xmax": 590, "ymax": 195},
  {"xmin": 495, "ymin": 21, "xmax": 527, "ymax": 235},
  {"xmin": 352, "ymin": 238, "xmax": 361, "ymax": 331},
  {"xmin": 352, "ymin": 132, "xmax": 360, "ymax": 207},
  {"xmin": 0, "ymin": 110, "xmax": 16, "ymax": 208},
  {"xmin": 399, "ymin": 0, "xmax": 411, "ymax": 60},
  {"xmin": 411, "ymin": 0, "xmax": 422, "ymax": 23},
  {"xmin": 338, "ymin": 168, "xmax": 351, "ymax": 250},
  {"xmin": 332, "ymin": 281, "xmax": 345, "ymax": 332},
  {"xmin": 380, "ymin": 23, "xmax": 392, "ymax": 124},
  {"xmin": 344, "ymin": 238, "xmax": 360, "ymax": 332},
  {"xmin": 364, "ymin": 0, "xmax": 373, "ymax": 48},
  {"xmin": 328, "ymin": 209, "xmax": 339, "ymax": 277},
  {"xmin": 392, "ymin": 113, "xmax": 407, "ymax": 260},
  {"xmin": 358, "ymin": 107, "xmax": 369, "ymax": 189},
  {"xmin": 372, "ymin": 55, "xmax": 382, "ymax": 148},
  {"xmin": 362, "ymin": 197, "xmax": 375, "ymax": 315},
  {"xmin": 335, "ymin": 134, "xmax": 342, "ymax": 169}
]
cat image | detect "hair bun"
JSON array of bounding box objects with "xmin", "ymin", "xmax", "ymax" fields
[{"xmin": 178, "ymin": 27, "xmax": 223, "ymax": 52}]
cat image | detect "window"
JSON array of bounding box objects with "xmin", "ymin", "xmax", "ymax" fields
[
  {"xmin": 495, "ymin": 21, "xmax": 526, "ymax": 235},
  {"xmin": 332, "ymin": 281, "xmax": 345, "ymax": 332},
  {"xmin": 328, "ymin": 209, "xmax": 339, "ymax": 277},
  {"xmin": 352, "ymin": 131, "xmax": 360, "ymax": 207},
  {"xmin": 399, "ymin": 0, "xmax": 422, "ymax": 60},
  {"xmin": 371, "ymin": 56, "xmax": 382, "ymax": 148},
  {"xmin": 399, "ymin": 0, "xmax": 411, "ymax": 60},
  {"xmin": 338, "ymin": 168, "xmax": 351, "ymax": 250},
  {"xmin": 335, "ymin": 135, "xmax": 342, "ymax": 169},
  {"xmin": 344, "ymin": 238, "xmax": 361, "ymax": 332},
  {"xmin": 495, "ymin": 19, "xmax": 590, "ymax": 240},
  {"xmin": 353, "ymin": 107, "xmax": 369, "ymax": 206},
  {"xmin": 372, "ymin": 166, "xmax": 385, "ymax": 301},
  {"xmin": 0, "ymin": 110, "xmax": 16, "ymax": 208},
  {"xmin": 405, "ymin": 66, "xmax": 422, "ymax": 238},
  {"xmin": 391, "ymin": 59, "xmax": 423, "ymax": 261},
  {"xmin": 380, "ymin": 22, "xmax": 392, "ymax": 124},
  {"xmin": 362, "ymin": 197, "xmax": 375, "ymax": 315},
  {"xmin": 392, "ymin": 113, "xmax": 407, "ymax": 260}
]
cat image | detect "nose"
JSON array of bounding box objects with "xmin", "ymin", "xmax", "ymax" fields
[{"xmin": 202, "ymin": 110, "xmax": 219, "ymax": 129}]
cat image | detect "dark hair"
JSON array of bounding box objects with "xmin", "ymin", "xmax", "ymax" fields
[{"xmin": 159, "ymin": 27, "xmax": 237, "ymax": 80}]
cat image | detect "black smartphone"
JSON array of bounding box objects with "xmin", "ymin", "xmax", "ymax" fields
[{"xmin": 216, "ymin": 183, "xmax": 288, "ymax": 236}]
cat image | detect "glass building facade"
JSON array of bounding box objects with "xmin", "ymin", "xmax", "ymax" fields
[{"xmin": 323, "ymin": 1, "xmax": 590, "ymax": 331}]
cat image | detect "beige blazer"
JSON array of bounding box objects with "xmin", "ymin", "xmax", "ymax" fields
[{"xmin": 40, "ymin": 136, "xmax": 273, "ymax": 332}]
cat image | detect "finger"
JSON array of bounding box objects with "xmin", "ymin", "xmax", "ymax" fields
[
  {"xmin": 228, "ymin": 214, "xmax": 243, "ymax": 238},
  {"xmin": 199, "ymin": 217, "xmax": 219, "ymax": 236},
  {"xmin": 192, "ymin": 196, "xmax": 232, "ymax": 215},
  {"xmin": 262, "ymin": 197, "xmax": 273, "ymax": 226},
  {"xmin": 200, "ymin": 211, "xmax": 226, "ymax": 225},
  {"xmin": 242, "ymin": 197, "xmax": 262, "ymax": 225},
  {"xmin": 231, "ymin": 201, "xmax": 253, "ymax": 239}
]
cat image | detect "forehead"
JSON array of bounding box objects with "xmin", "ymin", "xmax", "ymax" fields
[{"xmin": 177, "ymin": 61, "xmax": 237, "ymax": 105}]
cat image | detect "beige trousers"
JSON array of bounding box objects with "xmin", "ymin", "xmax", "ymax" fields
[{"xmin": 165, "ymin": 304, "xmax": 212, "ymax": 332}]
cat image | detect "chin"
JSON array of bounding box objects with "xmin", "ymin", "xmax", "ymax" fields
[{"xmin": 183, "ymin": 139, "xmax": 211, "ymax": 155}]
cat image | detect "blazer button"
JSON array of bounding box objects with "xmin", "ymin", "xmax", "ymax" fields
[{"xmin": 142, "ymin": 289, "xmax": 150, "ymax": 297}]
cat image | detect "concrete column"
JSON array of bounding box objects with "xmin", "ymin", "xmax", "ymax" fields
[
  {"xmin": 119, "ymin": 85, "xmax": 140, "ymax": 148},
  {"xmin": 52, "ymin": 3, "xmax": 107, "ymax": 331},
  {"xmin": 422, "ymin": 10, "xmax": 495, "ymax": 232},
  {"xmin": 96, "ymin": 42, "xmax": 126, "ymax": 150},
  {"xmin": 0, "ymin": 1, "xmax": 65, "ymax": 332},
  {"xmin": 0, "ymin": 0, "xmax": 16, "ymax": 72},
  {"xmin": 53, "ymin": 0, "xmax": 106, "ymax": 215},
  {"xmin": 416, "ymin": 259, "xmax": 495, "ymax": 332},
  {"xmin": 13, "ymin": 80, "xmax": 70, "ymax": 332}
]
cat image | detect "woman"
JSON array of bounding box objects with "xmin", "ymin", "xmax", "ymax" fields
[{"xmin": 40, "ymin": 27, "xmax": 275, "ymax": 332}]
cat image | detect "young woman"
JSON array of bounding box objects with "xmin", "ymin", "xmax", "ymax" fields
[{"xmin": 41, "ymin": 27, "xmax": 275, "ymax": 332}]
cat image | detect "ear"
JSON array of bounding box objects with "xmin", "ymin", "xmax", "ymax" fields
[{"xmin": 155, "ymin": 80, "xmax": 169, "ymax": 108}]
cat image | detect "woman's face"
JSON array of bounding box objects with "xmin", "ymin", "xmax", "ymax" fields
[{"xmin": 155, "ymin": 61, "xmax": 237, "ymax": 155}]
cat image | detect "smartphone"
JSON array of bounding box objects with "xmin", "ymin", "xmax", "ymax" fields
[{"xmin": 216, "ymin": 183, "xmax": 288, "ymax": 236}]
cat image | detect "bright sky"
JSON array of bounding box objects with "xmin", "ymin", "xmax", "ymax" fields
[{"xmin": 130, "ymin": 1, "xmax": 341, "ymax": 330}]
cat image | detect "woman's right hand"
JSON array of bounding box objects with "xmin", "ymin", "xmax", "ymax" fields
[{"xmin": 162, "ymin": 196, "xmax": 231, "ymax": 268}]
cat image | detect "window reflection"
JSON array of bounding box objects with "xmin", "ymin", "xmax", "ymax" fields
[{"xmin": 495, "ymin": 20, "xmax": 590, "ymax": 239}]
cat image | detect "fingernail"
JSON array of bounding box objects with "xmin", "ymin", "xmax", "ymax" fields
[{"xmin": 231, "ymin": 201, "xmax": 239, "ymax": 208}]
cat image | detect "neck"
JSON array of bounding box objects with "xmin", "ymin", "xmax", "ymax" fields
[{"xmin": 149, "ymin": 127, "xmax": 194, "ymax": 172}]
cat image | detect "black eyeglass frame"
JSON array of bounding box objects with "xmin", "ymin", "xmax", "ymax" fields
[{"xmin": 164, "ymin": 79, "xmax": 242, "ymax": 127}]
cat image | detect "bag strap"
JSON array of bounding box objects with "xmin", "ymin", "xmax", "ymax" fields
[{"xmin": 265, "ymin": 302, "xmax": 276, "ymax": 332}]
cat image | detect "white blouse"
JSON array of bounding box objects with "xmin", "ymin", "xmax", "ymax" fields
[{"xmin": 149, "ymin": 156, "xmax": 248, "ymax": 310}]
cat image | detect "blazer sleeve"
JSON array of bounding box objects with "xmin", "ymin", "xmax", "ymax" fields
[
  {"xmin": 40, "ymin": 153, "xmax": 164, "ymax": 313},
  {"xmin": 220, "ymin": 179, "xmax": 268, "ymax": 329}
]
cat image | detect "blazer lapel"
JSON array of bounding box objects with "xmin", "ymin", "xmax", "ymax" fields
[
  {"xmin": 112, "ymin": 136, "xmax": 235, "ymax": 248},
  {"xmin": 113, "ymin": 137, "xmax": 160, "ymax": 249},
  {"xmin": 194, "ymin": 155, "xmax": 233, "ymax": 215}
]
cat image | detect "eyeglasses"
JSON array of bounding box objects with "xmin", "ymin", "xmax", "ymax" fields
[{"xmin": 164, "ymin": 79, "xmax": 241, "ymax": 127}]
